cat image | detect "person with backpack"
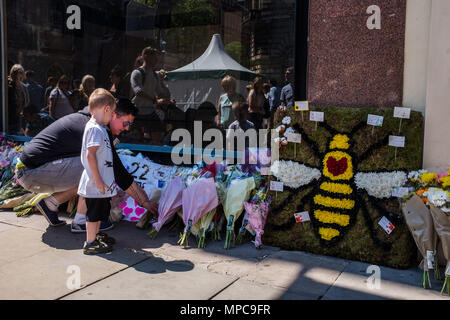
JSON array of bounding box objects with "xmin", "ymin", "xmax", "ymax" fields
[{"xmin": 130, "ymin": 46, "xmax": 168, "ymax": 145}]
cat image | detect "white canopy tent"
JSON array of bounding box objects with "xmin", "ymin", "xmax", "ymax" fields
[{"xmin": 166, "ymin": 34, "xmax": 260, "ymax": 112}]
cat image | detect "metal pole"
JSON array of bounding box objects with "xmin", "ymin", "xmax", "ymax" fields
[{"xmin": 0, "ymin": 0, "xmax": 7, "ymax": 133}]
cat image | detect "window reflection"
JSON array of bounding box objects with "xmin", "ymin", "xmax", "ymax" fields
[{"xmin": 4, "ymin": 0, "xmax": 295, "ymax": 145}]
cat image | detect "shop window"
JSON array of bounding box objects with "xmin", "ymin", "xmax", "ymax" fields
[{"xmin": 4, "ymin": 0, "xmax": 295, "ymax": 146}]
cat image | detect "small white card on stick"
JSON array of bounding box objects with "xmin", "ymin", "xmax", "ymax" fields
[
  {"xmin": 286, "ymin": 133, "xmax": 302, "ymax": 143},
  {"xmin": 295, "ymin": 101, "xmax": 309, "ymax": 111},
  {"xmin": 394, "ymin": 107, "xmax": 411, "ymax": 119},
  {"xmin": 367, "ymin": 114, "xmax": 384, "ymax": 127},
  {"xmin": 389, "ymin": 135, "xmax": 405, "ymax": 148},
  {"xmin": 310, "ymin": 111, "xmax": 324, "ymax": 122},
  {"xmin": 270, "ymin": 181, "xmax": 284, "ymax": 192}
]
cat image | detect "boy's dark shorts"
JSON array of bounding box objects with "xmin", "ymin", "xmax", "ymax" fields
[{"xmin": 85, "ymin": 198, "xmax": 111, "ymax": 223}]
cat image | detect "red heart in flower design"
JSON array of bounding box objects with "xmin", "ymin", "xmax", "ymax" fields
[{"xmin": 327, "ymin": 157, "xmax": 348, "ymax": 176}]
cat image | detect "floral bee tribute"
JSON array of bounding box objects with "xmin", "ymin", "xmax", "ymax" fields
[{"xmin": 265, "ymin": 106, "xmax": 424, "ymax": 268}]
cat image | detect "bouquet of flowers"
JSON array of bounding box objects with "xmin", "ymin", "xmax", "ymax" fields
[
  {"xmin": 191, "ymin": 208, "xmax": 216, "ymax": 248},
  {"xmin": 223, "ymin": 177, "xmax": 256, "ymax": 249},
  {"xmin": 211, "ymin": 207, "xmax": 223, "ymax": 241},
  {"xmin": 178, "ymin": 177, "xmax": 218, "ymax": 248},
  {"xmin": 407, "ymin": 170, "xmax": 450, "ymax": 210},
  {"xmin": 428, "ymin": 203, "xmax": 450, "ymax": 294},
  {"xmin": 401, "ymin": 194, "xmax": 439, "ymax": 288},
  {"xmin": 148, "ymin": 177, "xmax": 184, "ymax": 239},
  {"xmin": 243, "ymin": 186, "xmax": 272, "ymax": 249},
  {"xmin": 235, "ymin": 212, "xmax": 254, "ymax": 245},
  {"xmin": 404, "ymin": 168, "xmax": 450, "ymax": 290},
  {"xmin": 14, "ymin": 193, "xmax": 52, "ymax": 217},
  {"xmin": 0, "ymin": 192, "xmax": 34, "ymax": 209},
  {"xmin": 0, "ymin": 178, "xmax": 29, "ymax": 202}
]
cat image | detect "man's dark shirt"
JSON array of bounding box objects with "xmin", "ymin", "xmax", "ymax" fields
[{"xmin": 20, "ymin": 107, "xmax": 133, "ymax": 191}]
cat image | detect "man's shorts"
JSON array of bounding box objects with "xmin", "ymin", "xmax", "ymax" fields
[
  {"xmin": 16, "ymin": 156, "xmax": 83, "ymax": 194},
  {"xmin": 85, "ymin": 197, "xmax": 111, "ymax": 223}
]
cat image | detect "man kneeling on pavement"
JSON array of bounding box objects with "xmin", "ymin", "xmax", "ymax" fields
[{"xmin": 15, "ymin": 95, "xmax": 158, "ymax": 234}]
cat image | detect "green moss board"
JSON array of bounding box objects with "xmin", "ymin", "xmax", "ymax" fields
[{"xmin": 264, "ymin": 106, "xmax": 424, "ymax": 269}]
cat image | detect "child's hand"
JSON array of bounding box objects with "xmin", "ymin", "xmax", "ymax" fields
[{"xmin": 95, "ymin": 179, "xmax": 110, "ymax": 195}]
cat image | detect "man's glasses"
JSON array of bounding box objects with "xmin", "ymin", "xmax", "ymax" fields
[{"xmin": 122, "ymin": 121, "xmax": 133, "ymax": 128}]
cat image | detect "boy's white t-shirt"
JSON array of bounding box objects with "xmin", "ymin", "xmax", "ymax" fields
[{"xmin": 78, "ymin": 118, "xmax": 117, "ymax": 198}]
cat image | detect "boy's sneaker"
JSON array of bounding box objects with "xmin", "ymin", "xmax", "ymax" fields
[
  {"xmin": 83, "ymin": 240, "xmax": 113, "ymax": 255},
  {"xmin": 36, "ymin": 199, "xmax": 66, "ymax": 227},
  {"xmin": 96, "ymin": 232, "xmax": 116, "ymax": 246},
  {"xmin": 71, "ymin": 222, "xmax": 86, "ymax": 233}
]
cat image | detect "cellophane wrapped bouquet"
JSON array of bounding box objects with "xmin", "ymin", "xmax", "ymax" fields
[{"xmin": 243, "ymin": 186, "xmax": 272, "ymax": 249}]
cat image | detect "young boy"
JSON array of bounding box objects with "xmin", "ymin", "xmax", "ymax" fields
[
  {"xmin": 227, "ymin": 101, "xmax": 255, "ymax": 134},
  {"xmin": 22, "ymin": 106, "xmax": 55, "ymax": 137},
  {"xmin": 226, "ymin": 101, "xmax": 256, "ymax": 159},
  {"xmin": 78, "ymin": 89, "xmax": 118, "ymax": 255}
]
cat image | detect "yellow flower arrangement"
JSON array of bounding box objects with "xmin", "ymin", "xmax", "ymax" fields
[
  {"xmin": 420, "ymin": 172, "xmax": 437, "ymax": 185},
  {"xmin": 318, "ymin": 227, "xmax": 340, "ymax": 241},
  {"xmin": 329, "ymin": 134, "xmax": 350, "ymax": 150},
  {"xmin": 319, "ymin": 182, "xmax": 353, "ymax": 195},
  {"xmin": 313, "ymin": 194, "xmax": 355, "ymax": 210},
  {"xmin": 441, "ymin": 176, "xmax": 450, "ymax": 189},
  {"xmin": 314, "ymin": 209, "xmax": 350, "ymax": 226}
]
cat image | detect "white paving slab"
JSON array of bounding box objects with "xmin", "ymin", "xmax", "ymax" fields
[
  {"xmin": 62, "ymin": 257, "xmax": 238, "ymax": 300},
  {"xmin": 208, "ymin": 250, "xmax": 349, "ymax": 299},
  {"xmin": 322, "ymin": 261, "xmax": 450, "ymax": 300},
  {"xmin": 0, "ymin": 211, "xmax": 55, "ymax": 231},
  {"xmin": 0, "ymin": 227, "xmax": 54, "ymax": 264},
  {"xmin": 0, "ymin": 246, "xmax": 149, "ymax": 300},
  {"xmin": 212, "ymin": 278, "xmax": 316, "ymax": 300},
  {"xmin": 0, "ymin": 221, "xmax": 16, "ymax": 232}
]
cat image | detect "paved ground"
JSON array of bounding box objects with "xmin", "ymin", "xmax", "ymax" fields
[{"xmin": 0, "ymin": 210, "xmax": 449, "ymax": 300}]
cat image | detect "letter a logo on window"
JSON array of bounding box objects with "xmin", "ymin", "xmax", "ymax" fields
[
  {"xmin": 66, "ymin": 5, "xmax": 81, "ymax": 30},
  {"xmin": 366, "ymin": 5, "xmax": 381, "ymax": 30}
]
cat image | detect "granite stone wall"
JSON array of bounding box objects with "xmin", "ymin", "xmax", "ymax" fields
[{"xmin": 307, "ymin": 0, "xmax": 406, "ymax": 108}]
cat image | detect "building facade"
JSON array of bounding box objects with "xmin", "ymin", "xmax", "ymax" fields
[{"xmin": 1, "ymin": 0, "xmax": 449, "ymax": 168}]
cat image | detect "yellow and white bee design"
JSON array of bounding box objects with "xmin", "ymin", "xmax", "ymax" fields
[{"xmin": 270, "ymin": 121, "xmax": 408, "ymax": 248}]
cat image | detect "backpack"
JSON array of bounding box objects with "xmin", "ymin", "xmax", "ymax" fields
[
  {"xmin": 137, "ymin": 66, "xmax": 147, "ymax": 85},
  {"xmin": 131, "ymin": 67, "xmax": 160, "ymax": 101}
]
